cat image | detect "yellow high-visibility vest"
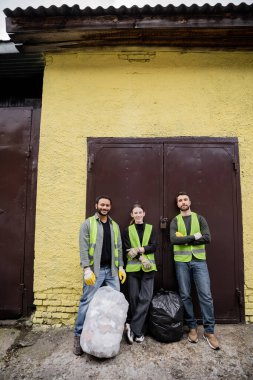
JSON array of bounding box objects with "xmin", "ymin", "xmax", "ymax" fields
[
  {"xmin": 173, "ymin": 212, "xmax": 206, "ymax": 262},
  {"xmin": 126, "ymin": 223, "xmax": 157, "ymax": 272},
  {"xmin": 88, "ymin": 216, "xmax": 119, "ymax": 267}
]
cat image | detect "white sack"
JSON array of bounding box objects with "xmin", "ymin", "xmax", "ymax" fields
[{"xmin": 80, "ymin": 286, "xmax": 129, "ymax": 358}]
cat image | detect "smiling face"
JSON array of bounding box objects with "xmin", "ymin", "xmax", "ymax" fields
[
  {"xmin": 177, "ymin": 194, "xmax": 191, "ymax": 212},
  {"xmin": 95, "ymin": 198, "xmax": 111, "ymax": 217},
  {"xmin": 131, "ymin": 206, "xmax": 145, "ymax": 224}
]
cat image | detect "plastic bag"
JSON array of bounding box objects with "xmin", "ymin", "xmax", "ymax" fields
[
  {"xmin": 148, "ymin": 289, "xmax": 184, "ymax": 343},
  {"xmin": 80, "ymin": 286, "xmax": 129, "ymax": 358}
]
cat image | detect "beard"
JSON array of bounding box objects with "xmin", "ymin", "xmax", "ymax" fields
[
  {"xmin": 97, "ymin": 208, "xmax": 110, "ymax": 216},
  {"xmin": 179, "ymin": 205, "xmax": 190, "ymax": 211}
]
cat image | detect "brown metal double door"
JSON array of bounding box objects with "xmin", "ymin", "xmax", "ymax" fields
[{"xmin": 87, "ymin": 138, "xmax": 244, "ymax": 323}]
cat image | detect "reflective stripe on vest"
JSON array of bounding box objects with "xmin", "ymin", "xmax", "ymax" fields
[
  {"xmin": 173, "ymin": 212, "xmax": 206, "ymax": 262},
  {"xmin": 126, "ymin": 223, "xmax": 157, "ymax": 272},
  {"xmin": 88, "ymin": 216, "xmax": 119, "ymax": 267}
]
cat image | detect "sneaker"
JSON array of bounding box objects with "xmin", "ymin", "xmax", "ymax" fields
[
  {"xmin": 135, "ymin": 335, "xmax": 144, "ymax": 343},
  {"xmin": 188, "ymin": 328, "xmax": 198, "ymax": 343},
  {"xmin": 73, "ymin": 335, "xmax": 83, "ymax": 356},
  {"xmin": 126, "ymin": 323, "xmax": 134, "ymax": 344},
  {"xmin": 203, "ymin": 332, "xmax": 220, "ymax": 350}
]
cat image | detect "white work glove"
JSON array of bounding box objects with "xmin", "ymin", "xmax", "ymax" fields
[
  {"xmin": 127, "ymin": 247, "xmax": 139, "ymax": 259},
  {"xmin": 139, "ymin": 255, "xmax": 152, "ymax": 270},
  {"xmin": 83, "ymin": 267, "xmax": 96, "ymax": 286},
  {"xmin": 194, "ymin": 232, "xmax": 202, "ymax": 240}
]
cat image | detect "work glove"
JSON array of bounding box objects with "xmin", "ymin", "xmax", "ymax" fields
[
  {"xmin": 194, "ymin": 232, "xmax": 202, "ymax": 240},
  {"xmin": 118, "ymin": 266, "xmax": 126, "ymax": 284},
  {"xmin": 139, "ymin": 255, "xmax": 152, "ymax": 270},
  {"xmin": 127, "ymin": 247, "xmax": 139, "ymax": 259},
  {"xmin": 176, "ymin": 231, "xmax": 184, "ymax": 237},
  {"xmin": 83, "ymin": 267, "xmax": 96, "ymax": 286}
]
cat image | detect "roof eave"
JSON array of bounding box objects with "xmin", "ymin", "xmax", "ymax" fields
[{"xmin": 4, "ymin": 4, "xmax": 253, "ymax": 52}]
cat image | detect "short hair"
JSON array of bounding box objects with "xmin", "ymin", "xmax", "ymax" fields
[
  {"xmin": 176, "ymin": 191, "xmax": 190, "ymax": 202},
  {"xmin": 95, "ymin": 195, "xmax": 112, "ymax": 205}
]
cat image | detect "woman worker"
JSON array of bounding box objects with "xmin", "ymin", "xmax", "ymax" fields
[{"xmin": 123, "ymin": 203, "xmax": 157, "ymax": 343}]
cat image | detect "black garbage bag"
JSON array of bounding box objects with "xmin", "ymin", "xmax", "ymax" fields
[{"xmin": 148, "ymin": 289, "xmax": 184, "ymax": 343}]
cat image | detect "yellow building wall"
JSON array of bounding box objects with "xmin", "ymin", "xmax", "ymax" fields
[{"xmin": 33, "ymin": 49, "xmax": 253, "ymax": 325}]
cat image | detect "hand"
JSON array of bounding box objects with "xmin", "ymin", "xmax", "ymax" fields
[
  {"xmin": 194, "ymin": 232, "xmax": 202, "ymax": 240},
  {"xmin": 139, "ymin": 255, "xmax": 152, "ymax": 270},
  {"xmin": 118, "ymin": 266, "xmax": 126, "ymax": 284},
  {"xmin": 127, "ymin": 248, "xmax": 139, "ymax": 259},
  {"xmin": 83, "ymin": 267, "xmax": 96, "ymax": 286},
  {"xmin": 176, "ymin": 231, "xmax": 184, "ymax": 237}
]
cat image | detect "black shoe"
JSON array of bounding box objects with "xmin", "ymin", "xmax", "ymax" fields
[
  {"xmin": 73, "ymin": 336, "xmax": 83, "ymax": 356},
  {"xmin": 126, "ymin": 323, "xmax": 134, "ymax": 344}
]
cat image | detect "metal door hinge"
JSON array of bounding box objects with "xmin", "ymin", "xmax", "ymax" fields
[
  {"xmin": 26, "ymin": 145, "xmax": 32, "ymax": 158},
  {"xmin": 233, "ymin": 160, "xmax": 238, "ymax": 173},
  {"xmin": 88, "ymin": 153, "xmax": 95, "ymax": 172},
  {"xmin": 236, "ymin": 287, "xmax": 243, "ymax": 307}
]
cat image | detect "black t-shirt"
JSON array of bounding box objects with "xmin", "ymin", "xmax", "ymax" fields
[
  {"xmin": 100, "ymin": 220, "xmax": 112, "ymax": 266},
  {"xmin": 135, "ymin": 223, "xmax": 145, "ymax": 245}
]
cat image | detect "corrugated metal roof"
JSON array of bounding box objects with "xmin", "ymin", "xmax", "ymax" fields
[{"xmin": 4, "ymin": 2, "xmax": 253, "ymax": 18}]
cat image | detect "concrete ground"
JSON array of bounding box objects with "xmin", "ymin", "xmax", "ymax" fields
[{"xmin": 0, "ymin": 322, "xmax": 253, "ymax": 380}]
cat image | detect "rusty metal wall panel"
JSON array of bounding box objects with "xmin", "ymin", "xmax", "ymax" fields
[
  {"xmin": 87, "ymin": 138, "xmax": 243, "ymax": 323},
  {"xmin": 0, "ymin": 108, "xmax": 31, "ymax": 318}
]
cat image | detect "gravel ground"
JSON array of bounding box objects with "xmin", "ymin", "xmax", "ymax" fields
[{"xmin": 0, "ymin": 324, "xmax": 253, "ymax": 380}]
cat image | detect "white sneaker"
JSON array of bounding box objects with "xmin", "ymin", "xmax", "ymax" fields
[{"xmin": 135, "ymin": 335, "xmax": 144, "ymax": 343}]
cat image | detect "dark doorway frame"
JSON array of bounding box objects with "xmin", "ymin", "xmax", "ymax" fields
[
  {"xmin": 23, "ymin": 105, "xmax": 41, "ymax": 316},
  {"xmin": 86, "ymin": 137, "xmax": 244, "ymax": 323}
]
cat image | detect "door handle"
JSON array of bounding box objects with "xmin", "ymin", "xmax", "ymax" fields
[
  {"xmin": 0, "ymin": 208, "xmax": 4, "ymax": 215},
  {"xmin": 160, "ymin": 217, "xmax": 168, "ymax": 229}
]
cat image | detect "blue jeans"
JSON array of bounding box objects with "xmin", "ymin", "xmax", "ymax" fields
[
  {"xmin": 74, "ymin": 266, "xmax": 120, "ymax": 336},
  {"xmin": 175, "ymin": 260, "xmax": 215, "ymax": 333}
]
